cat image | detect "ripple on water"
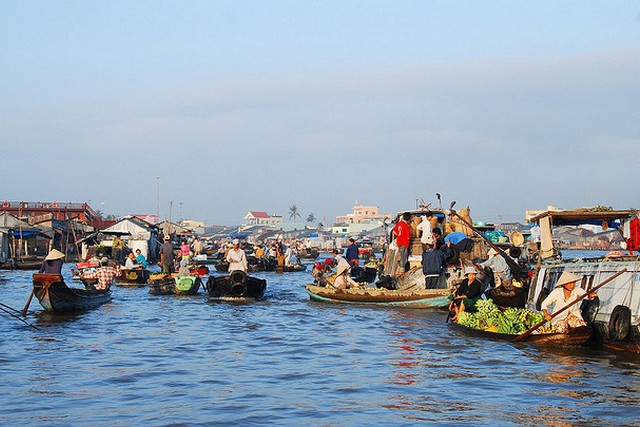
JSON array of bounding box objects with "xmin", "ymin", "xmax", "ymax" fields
[{"xmin": 0, "ymin": 267, "xmax": 639, "ymax": 426}]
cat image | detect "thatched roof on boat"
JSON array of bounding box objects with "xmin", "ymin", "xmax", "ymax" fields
[{"xmin": 529, "ymin": 208, "xmax": 637, "ymax": 227}]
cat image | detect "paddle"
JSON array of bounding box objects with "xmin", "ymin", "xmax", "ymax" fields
[
  {"xmin": 21, "ymin": 290, "xmax": 35, "ymax": 317},
  {"xmin": 0, "ymin": 302, "xmax": 40, "ymax": 331},
  {"xmin": 512, "ymin": 268, "xmax": 627, "ymax": 343}
]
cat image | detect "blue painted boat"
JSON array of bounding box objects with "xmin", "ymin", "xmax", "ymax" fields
[{"xmin": 305, "ymin": 285, "xmax": 450, "ymax": 309}]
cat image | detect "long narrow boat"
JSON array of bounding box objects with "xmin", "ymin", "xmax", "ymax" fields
[
  {"xmin": 32, "ymin": 273, "xmax": 112, "ymax": 312},
  {"xmin": 116, "ymin": 268, "xmax": 150, "ymax": 286},
  {"xmin": 148, "ymin": 273, "xmax": 201, "ymax": 295},
  {"xmin": 205, "ymin": 271, "xmax": 267, "ymax": 300},
  {"xmin": 305, "ymin": 285, "xmax": 450, "ymax": 309},
  {"xmin": 450, "ymin": 322, "xmax": 593, "ymax": 347}
]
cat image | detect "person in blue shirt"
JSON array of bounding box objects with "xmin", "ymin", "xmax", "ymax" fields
[
  {"xmin": 444, "ymin": 231, "xmax": 474, "ymax": 253},
  {"xmin": 135, "ymin": 249, "xmax": 148, "ymax": 269},
  {"xmin": 344, "ymin": 238, "xmax": 359, "ymax": 267}
]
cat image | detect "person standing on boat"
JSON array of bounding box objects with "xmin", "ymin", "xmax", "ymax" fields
[
  {"xmin": 179, "ymin": 240, "xmax": 192, "ymax": 267},
  {"xmin": 192, "ymin": 237, "xmax": 203, "ymax": 256},
  {"xmin": 112, "ymin": 235, "xmax": 126, "ymax": 265},
  {"xmin": 421, "ymin": 243, "xmax": 447, "ymax": 289},
  {"xmin": 392, "ymin": 212, "xmax": 412, "ymax": 276},
  {"xmin": 284, "ymin": 243, "xmax": 293, "ymax": 266},
  {"xmin": 135, "ymin": 249, "xmax": 147, "ymax": 269},
  {"xmin": 159, "ymin": 235, "xmax": 175, "ymax": 274},
  {"xmin": 449, "ymin": 266, "xmax": 483, "ymax": 322},
  {"xmin": 39, "ymin": 249, "xmax": 65, "ymax": 274},
  {"xmin": 417, "ymin": 212, "xmax": 435, "ymax": 247},
  {"xmin": 540, "ymin": 271, "xmax": 595, "ymax": 333},
  {"xmin": 81, "ymin": 257, "xmax": 121, "ymax": 290},
  {"xmin": 345, "ymin": 238, "xmax": 360, "ymax": 268},
  {"xmin": 227, "ymin": 239, "xmax": 248, "ymax": 273}
]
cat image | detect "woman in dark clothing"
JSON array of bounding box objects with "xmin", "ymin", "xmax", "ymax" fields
[
  {"xmin": 39, "ymin": 249, "xmax": 65, "ymax": 274},
  {"xmin": 449, "ymin": 266, "xmax": 483, "ymax": 322}
]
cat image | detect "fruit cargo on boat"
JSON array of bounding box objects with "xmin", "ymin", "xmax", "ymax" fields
[{"xmin": 528, "ymin": 208, "xmax": 640, "ymax": 353}]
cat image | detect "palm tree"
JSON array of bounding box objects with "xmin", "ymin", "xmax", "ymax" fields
[
  {"xmin": 289, "ymin": 205, "xmax": 301, "ymax": 221},
  {"xmin": 306, "ymin": 213, "xmax": 316, "ymax": 223}
]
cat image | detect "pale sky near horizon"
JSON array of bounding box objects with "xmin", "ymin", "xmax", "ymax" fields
[{"xmin": 2, "ymin": 1, "xmax": 639, "ymax": 225}]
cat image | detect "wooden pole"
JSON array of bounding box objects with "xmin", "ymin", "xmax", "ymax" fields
[
  {"xmin": 512, "ymin": 268, "xmax": 627, "ymax": 343},
  {"xmin": 449, "ymin": 209, "xmax": 528, "ymax": 280}
]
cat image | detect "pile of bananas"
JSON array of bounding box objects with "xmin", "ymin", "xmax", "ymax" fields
[{"xmin": 456, "ymin": 299, "xmax": 554, "ymax": 335}]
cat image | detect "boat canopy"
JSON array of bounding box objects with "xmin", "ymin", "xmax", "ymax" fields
[{"xmin": 529, "ymin": 209, "xmax": 637, "ymax": 228}]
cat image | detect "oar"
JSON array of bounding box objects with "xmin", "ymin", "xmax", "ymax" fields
[
  {"xmin": 512, "ymin": 268, "xmax": 627, "ymax": 343},
  {"xmin": 0, "ymin": 305, "xmax": 40, "ymax": 331},
  {"xmin": 21, "ymin": 289, "xmax": 35, "ymax": 317}
]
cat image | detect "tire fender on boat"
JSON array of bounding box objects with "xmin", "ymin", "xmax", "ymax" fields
[
  {"xmin": 608, "ymin": 305, "xmax": 631, "ymax": 341},
  {"xmin": 1, "ymin": 200, "xmax": 9, "ymax": 208},
  {"xmin": 581, "ymin": 296, "xmax": 600, "ymax": 324}
]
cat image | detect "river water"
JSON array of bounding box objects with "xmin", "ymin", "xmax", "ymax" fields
[{"xmin": 1, "ymin": 262, "xmax": 638, "ymax": 426}]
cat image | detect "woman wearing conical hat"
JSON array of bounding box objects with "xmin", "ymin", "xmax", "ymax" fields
[
  {"xmin": 331, "ymin": 263, "xmax": 360, "ymax": 290},
  {"xmin": 541, "ymin": 271, "xmax": 596, "ymax": 333},
  {"xmin": 39, "ymin": 249, "xmax": 65, "ymax": 274}
]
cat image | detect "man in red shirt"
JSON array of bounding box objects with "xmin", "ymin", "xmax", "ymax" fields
[{"xmin": 392, "ymin": 212, "xmax": 412, "ymax": 275}]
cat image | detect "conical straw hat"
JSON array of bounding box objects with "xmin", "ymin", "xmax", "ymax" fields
[{"xmin": 45, "ymin": 249, "xmax": 65, "ymax": 261}]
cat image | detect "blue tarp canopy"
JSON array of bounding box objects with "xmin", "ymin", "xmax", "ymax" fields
[{"xmin": 231, "ymin": 233, "xmax": 248, "ymax": 239}]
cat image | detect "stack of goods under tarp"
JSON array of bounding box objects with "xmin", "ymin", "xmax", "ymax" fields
[{"xmin": 456, "ymin": 299, "xmax": 551, "ymax": 334}]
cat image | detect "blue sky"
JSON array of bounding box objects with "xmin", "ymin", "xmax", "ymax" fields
[{"xmin": 1, "ymin": 1, "xmax": 639, "ymax": 225}]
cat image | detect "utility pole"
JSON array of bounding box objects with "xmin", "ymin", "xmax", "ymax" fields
[{"xmin": 156, "ymin": 176, "xmax": 160, "ymax": 221}]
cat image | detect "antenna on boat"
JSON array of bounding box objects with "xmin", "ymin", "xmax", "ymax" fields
[
  {"xmin": 450, "ymin": 201, "xmax": 456, "ymax": 210},
  {"xmin": 436, "ymin": 193, "xmax": 442, "ymax": 210}
]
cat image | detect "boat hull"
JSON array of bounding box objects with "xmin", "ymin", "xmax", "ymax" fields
[
  {"xmin": 450, "ymin": 322, "xmax": 593, "ymax": 347},
  {"xmin": 33, "ymin": 273, "xmax": 111, "ymax": 313},
  {"xmin": 116, "ymin": 269, "xmax": 150, "ymax": 286},
  {"xmin": 205, "ymin": 272, "xmax": 266, "ymax": 300},
  {"xmin": 148, "ymin": 274, "xmax": 201, "ymax": 295},
  {"xmin": 305, "ymin": 285, "xmax": 450, "ymax": 309}
]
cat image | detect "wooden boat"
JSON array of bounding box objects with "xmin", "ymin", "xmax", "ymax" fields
[
  {"xmin": 32, "ymin": 273, "xmax": 112, "ymax": 312},
  {"xmin": 305, "ymin": 285, "xmax": 450, "ymax": 309},
  {"xmin": 205, "ymin": 271, "xmax": 267, "ymax": 300},
  {"xmin": 148, "ymin": 273, "xmax": 201, "ymax": 295},
  {"xmin": 0, "ymin": 257, "xmax": 46, "ymax": 270},
  {"xmin": 277, "ymin": 263, "xmax": 307, "ymax": 273},
  {"xmin": 450, "ymin": 322, "xmax": 593, "ymax": 347},
  {"xmin": 116, "ymin": 268, "xmax": 150, "ymax": 286}
]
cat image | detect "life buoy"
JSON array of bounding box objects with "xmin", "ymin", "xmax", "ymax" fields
[
  {"xmin": 609, "ymin": 305, "xmax": 631, "ymax": 341},
  {"xmin": 1, "ymin": 200, "xmax": 9, "ymax": 208},
  {"xmin": 580, "ymin": 296, "xmax": 600, "ymax": 323},
  {"xmin": 51, "ymin": 202, "xmax": 59, "ymax": 209}
]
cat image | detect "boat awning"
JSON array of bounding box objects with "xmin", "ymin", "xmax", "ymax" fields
[{"xmin": 529, "ymin": 209, "xmax": 637, "ymax": 227}]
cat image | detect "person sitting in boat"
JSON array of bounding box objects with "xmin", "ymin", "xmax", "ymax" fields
[
  {"xmin": 421, "ymin": 243, "xmax": 447, "ymax": 289},
  {"xmin": 254, "ymin": 244, "xmax": 265, "ymax": 258},
  {"xmin": 135, "ymin": 249, "xmax": 147, "ymax": 269},
  {"xmin": 345, "ymin": 238, "xmax": 360, "ymax": 268},
  {"xmin": 124, "ymin": 252, "xmax": 139, "ymax": 269},
  {"xmin": 39, "ymin": 249, "xmax": 65, "ymax": 274},
  {"xmin": 478, "ymin": 248, "xmax": 512, "ymax": 289},
  {"xmin": 331, "ymin": 264, "xmax": 360, "ymax": 289},
  {"xmin": 312, "ymin": 261, "xmax": 329, "ymax": 286},
  {"xmin": 226, "ymin": 239, "xmax": 248, "ymax": 273},
  {"xmin": 449, "ymin": 266, "xmax": 483, "ymax": 322},
  {"xmin": 333, "ymin": 248, "xmax": 350, "ymax": 270},
  {"xmin": 540, "ymin": 271, "xmax": 596, "ymax": 333},
  {"xmin": 80, "ymin": 257, "xmax": 121, "ymax": 290}
]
